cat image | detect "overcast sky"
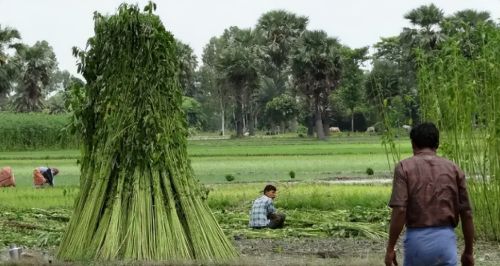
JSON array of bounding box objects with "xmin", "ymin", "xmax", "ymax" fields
[{"xmin": 1, "ymin": 0, "xmax": 499, "ymax": 76}]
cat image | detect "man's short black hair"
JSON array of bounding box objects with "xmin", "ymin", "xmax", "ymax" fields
[
  {"xmin": 410, "ymin": 122, "xmax": 439, "ymax": 149},
  {"xmin": 263, "ymin": 184, "xmax": 277, "ymax": 193}
]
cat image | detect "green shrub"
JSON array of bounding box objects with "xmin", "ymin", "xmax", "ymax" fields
[
  {"xmin": 366, "ymin": 167, "xmax": 374, "ymax": 176},
  {"xmin": 225, "ymin": 174, "xmax": 235, "ymax": 182},
  {"xmin": 289, "ymin": 170, "xmax": 296, "ymax": 179},
  {"xmin": 296, "ymin": 125, "xmax": 307, "ymax": 137}
]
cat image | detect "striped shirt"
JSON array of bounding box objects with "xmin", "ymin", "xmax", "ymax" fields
[{"xmin": 249, "ymin": 195, "xmax": 276, "ymax": 227}]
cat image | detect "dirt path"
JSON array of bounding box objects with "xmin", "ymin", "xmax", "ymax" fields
[
  {"xmin": 317, "ymin": 178, "xmax": 392, "ymax": 185},
  {"xmin": 234, "ymin": 237, "xmax": 500, "ymax": 266},
  {"xmin": 235, "ymin": 237, "xmax": 386, "ymax": 265},
  {"xmin": 3, "ymin": 238, "xmax": 499, "ymax": 266}
]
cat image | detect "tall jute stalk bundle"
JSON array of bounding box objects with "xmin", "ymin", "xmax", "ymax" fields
[
  {"xmin": 57, "ymin": 3, "xmax": 237, "ymax": 261},
  {"xmin": 417, "ymin": 24, "xmax": 500, "ymax": 241}
]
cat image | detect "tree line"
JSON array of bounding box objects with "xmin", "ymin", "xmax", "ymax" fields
[
  {"xmin": 1, "ymin": 4, "xmax": 498, "ymax": 139},
  {"xmin": 0, "ymin": 28, "xmax": 83, "ymax": 113}
]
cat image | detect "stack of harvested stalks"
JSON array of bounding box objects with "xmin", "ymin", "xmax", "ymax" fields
[{"xmin": 58, "ymin": 3, "xmax": 237, "ymax": 262}]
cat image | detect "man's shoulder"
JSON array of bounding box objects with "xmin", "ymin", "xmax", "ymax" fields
[
  {"xmin": 397, "ymin": 157, "xmax": 416, "ymax": 168},
  {"xmin": 434, "ymin": 155, "xmax": 458, "ymax": 164},
  {"xmin": 258, "ymin": 196, "xmax": 274, "ymax": 204},
  {"xmin": 437, "ymin": 156, "xmax": 463, "ymax": 173},
  {"xmin": 399, "ymin": 154, "xmax": 459, "ymax": 170},
  {"xmin": 396, "ymin": 156, "xmax": 426, "ymax": 170},
  {"xmin": 254, "ymin": 195, "xmax": 269, "ymax": 203},
  {"xmin": 400, "ymin": 153, "xmax": 452, "ymax": 162}
]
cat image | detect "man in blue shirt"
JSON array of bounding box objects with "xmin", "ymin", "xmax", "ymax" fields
[{"xmin": 249, "ymin": 184, "xmax": 285, "ymax": 229}]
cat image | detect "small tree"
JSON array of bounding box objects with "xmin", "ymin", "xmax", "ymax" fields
[
  {"xmin": 200, "ymin": 37, "xmax": 231, "ymax": 135},
  {"xmin": 182, "ymin": 96, "xmax": 206, "ymax": 129},
  {"xmin": 338, "ymin": 47, "xmax": 368, "ymax": 132},
  {"xmin": 176, "ymin": 40, "xmax": 198, "ymax": 97},
  {"xmin": 265, "ymin": 94, "xmax": 298, "ymax": 133}
]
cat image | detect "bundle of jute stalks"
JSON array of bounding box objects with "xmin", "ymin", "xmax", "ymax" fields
[{"xmin": 57, "ymin": 3, "xmax": 237, "ymax": 262}]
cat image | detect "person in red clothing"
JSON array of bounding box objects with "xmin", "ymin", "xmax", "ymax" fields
[
  {"xmin": 0, "ymin": 166, "xmax": 15, "ymax": 187},
  {"xmin": 385, "ymin": 122, "xmax": 475, "ymax": 266}
]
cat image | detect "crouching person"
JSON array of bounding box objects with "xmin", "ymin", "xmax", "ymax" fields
[
  {"xmin": 33, "ymin": 167, "xmax": 59, "ymax": 187},
  {"xmin": 249, "ymin": 184, "xmax": 286, "ymax": 229},
  {"xmin": 0, "ymin": 167, "xmax": 15, "ymax": 187}
]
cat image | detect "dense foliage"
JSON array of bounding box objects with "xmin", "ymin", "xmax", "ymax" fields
[
  {"xmin": 417, "ymin": 23, "xmax": 500, "ymax": 241},
  {"xmin": 3, "ymin": 5, "xmax": 497, "ymax": 139},
  {"xmin": 0, "ymin": 112, "xmax": 77, "ymax": 151}
]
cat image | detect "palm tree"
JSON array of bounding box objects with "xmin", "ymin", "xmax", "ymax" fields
[
  {"xmin": 0, "ymin": 25, "xmax": 21, "ymax": 100},
  {"xmin": 0, "ymin": 25, "xmax": 21, "ymax": 65},
  {"xmin": 13, "ymin": 41, "xmax": 57, "ymax": 112},
  {"xmin": 441, "ymin": 10, "xmax": 494, "ymax": 59},
  {"xmin": 444, "ymin": 9, "xmax": 493, "ymax": 30},
  {"xmin": 256, "ymin": 10, "xmax": 308, "ymax": 76},
  {"xmin": 291, "ymin": 30, "xmax": 342, "ymax": 140},
  {"xmin": 215, "ymin": 27, "xmax": 262, "ymax": 137},
  {"xmin": 255, "ymin": 10, "xmax": 308, "ymax": 126},
  {"xmin": 401, "ymin": 4, "xmax": 445, "ymax": 51},
  {"xmin": 386, "ymin": 4, "xmax": 446, "ymax": 124}
]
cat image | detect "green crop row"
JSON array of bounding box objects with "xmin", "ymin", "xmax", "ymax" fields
[{"xmin": 0, "ymin": 112, "xmax": 78, "ymax": 151}]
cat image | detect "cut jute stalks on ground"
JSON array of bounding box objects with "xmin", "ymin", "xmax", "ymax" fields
[{"xmin": 57, "ymin": 3, "xmax": 237, "ymax": 262}]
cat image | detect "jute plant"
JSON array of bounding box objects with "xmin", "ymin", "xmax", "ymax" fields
[
  {"xmin": 417, "ymin": 24, "xmax": 500, "ymax": 241},
  {"xmin": 57, "ymin": 3, "xmax": 237, "ymax": 261},
  {"xmin": 366, "ymin": 70, "xmax": 403, "ymax": 171}
]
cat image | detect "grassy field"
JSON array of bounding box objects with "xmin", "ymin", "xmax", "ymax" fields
[
  {"xmin": 2, "ymin": 183, "xmax": 498, "ymax": 266},
  {"xmin": 1, "ymin": 135, "xmax": 412, "ymax": 187},
  {"xmin": 0, "ymin": 135, "xmax": 401, "ymax": 248},
  {"xmin": 0, "ymin": 183, "xmax": 391, "ymax": 210},
  {"xmin": 0, "ymin": 183, "xmax": 392, "ymax": 246},
  {"xmin": 1, "ymin": 135, "xmax": 499, "ymax": 265}
]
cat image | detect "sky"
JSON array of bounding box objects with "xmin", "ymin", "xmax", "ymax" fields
[{"xmin": 1, "ymin": 0, "xmax": 499, "ymax": 76}]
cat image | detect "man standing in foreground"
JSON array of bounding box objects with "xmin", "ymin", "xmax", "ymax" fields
[
  {"xmin": 249, "ymin": 184, "xmax": 286, "ymax": 229},
  {"xmin": 385, "ymin": 122, "xmax": 475, "ymax": 266}
]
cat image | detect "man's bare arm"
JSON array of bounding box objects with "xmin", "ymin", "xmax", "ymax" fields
[
  {"xmin": 461, "ymin": 210, "xmax": 474, "ymax": 253},
  {"xmin": 385, "ymin": 207, "xmax": 406, "ymax": 266},
  {"xmin": 387, "ymin": 207, "xmax": 406, "ymax": 251}
]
